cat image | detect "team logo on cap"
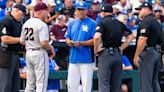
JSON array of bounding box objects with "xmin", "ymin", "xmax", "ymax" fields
[
  {"xmin": 79, "ymin": 2, "xmax": 84, "ymax": 6},
  {"xmin": 145, "ymin": 3, "xmax": 148, "ymax": 6}
]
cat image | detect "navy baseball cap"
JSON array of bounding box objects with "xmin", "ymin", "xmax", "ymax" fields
[
  {"xmin": 75, "ymin": 1, "xmax": 88, "ymax": 10},
  {"xmin": 14, "ymin": 4, "xmax": 26, "ymax": 14},
  {"xmin": 135, "ymin": 2, "xmax": 152, "ymax": 10},
  {"xmin": 34, "ymin": 3, "xmax": 48, "ymax": 11},
  {"xmin": 100, "ymin": 4, "xmax": 113, "ymax": 13}
]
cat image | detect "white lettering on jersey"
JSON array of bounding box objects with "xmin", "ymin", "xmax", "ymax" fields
[
  {"xmin": 82, "ymin": 25, "xmax": 88, "ymax": 32},
  {"xmin": 2, "ymin": 27, "xmax": 6, "ymax": 34}
]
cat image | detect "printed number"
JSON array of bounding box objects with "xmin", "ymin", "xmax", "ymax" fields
[{"xmin": 25, "ymin": 28, "xmax": 34, "ymax": 41}]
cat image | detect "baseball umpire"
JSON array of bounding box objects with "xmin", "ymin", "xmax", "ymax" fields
[
  {"xmin": 94, "ymin": 4, "xmax": 134, "ymax": 92},
  {"xmin": 133, "ymin": 2, "xmax": 162, "ymax": 92},
  {"xmin": 0, "ymin": 4, "xmax": 26, "ymax": 92},
  {"xmin": 20, "ymin": 3, "xmax": 55, "ymax": 92}
]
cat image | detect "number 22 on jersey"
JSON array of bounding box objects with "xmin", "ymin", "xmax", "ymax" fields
[{"xmin": 24, "ymin": 27, "xmax": 34, "ymax": 41}]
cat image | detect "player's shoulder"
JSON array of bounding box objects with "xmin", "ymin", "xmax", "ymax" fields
[{"xmin": 24, "ymin": 18, "xmax": 47, "ymax": 27}]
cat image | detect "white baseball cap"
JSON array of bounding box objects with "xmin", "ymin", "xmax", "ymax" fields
[{"xmin": 48, "ymin": 0, "xmax": 57, "ymax": 7}]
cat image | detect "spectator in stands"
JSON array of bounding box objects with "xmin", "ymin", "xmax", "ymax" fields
[
  {"xmin": 50, "ymin": 15, "xmax": 67, "ymax": 41},
  {"xmin": 45, "ymin": 0, "xmax": 59, "ymax": 25},
  {"xmin": 47, "ymin": 58, "xmax": 60, "ymax": 92},
  {"xmin": 60, "ymin": 0, "xmax": 75, "ymax": 18},
  {"xmin": 87, "ymin": 0, "xmax": 100, "ymax": 21},
  {"xmin": 63, "ymin": 9, "xmax": 74, "ymax": 26},
  {"xmin": 14, "ymin": 0, "xmax": 23, "ymax": 5},
  {"xmin": 5, "ymin": 0, "xmax": 14, "ymax": 15},
  {"xmin": 65, "ymin": 1, "xmax": 96, "ymax": 92},
  {"xmin": 122, "ymin": 55, "xmax": 133, "ymax": 92},
  {"xmin": 113, "ymin": 0, "xmax": 131, "ymax": 11},
  {"xmin": 153, "ymin": 5, "xmax": 164, "ymax": 23},
  {"xmin": 126, "ymin": 16, "xmax": 138, "ymax": 35}
]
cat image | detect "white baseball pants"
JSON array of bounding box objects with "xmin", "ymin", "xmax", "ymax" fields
[{"xmin": 67, "ymin": 63, "xmax": 93, "ymax": 92}]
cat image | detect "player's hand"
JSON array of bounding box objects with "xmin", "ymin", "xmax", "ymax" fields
[
  {"xmin": 72, "ymin": 41, "xmax": 80, "ymax": 47},
  {"xmin": 67, "ymin": 40, "xmax": 73, "ymax": 47},
  {"xmin": 54, "ymin": 66, "xmax": 60, "ymax": 71},
  {"xmin": 133, "ymin": 56, "xmax": 140, "ymax": 67}
]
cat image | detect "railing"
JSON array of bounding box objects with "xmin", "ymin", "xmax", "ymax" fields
[{"xmin": 49, "ymin": 70, "xmax": 140, "ymax": 92}]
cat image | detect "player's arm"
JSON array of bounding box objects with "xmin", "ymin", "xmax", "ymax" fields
[
  {"xmin": 93, "ymin": 32, "xmax": 102, "ymax": 55},
  {"xmin": 133, "ymin": 36, "xmax": 147, "ymax": 66},
  {"xmin": 1, "ymin": 35, "xmax": 20, "ymax": 44},
  {"xmin": 79, "ymin": 39, "xmax": 93, "ymax": 46},
  {"xmin": 119, "ymin": 34, "xmax": 135, "ymax": 51},
  {"xmin": 41, "ymin": 40, "xmax": 55, "ymax": 58}
]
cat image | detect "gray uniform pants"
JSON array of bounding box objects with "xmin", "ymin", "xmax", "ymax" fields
[
  {"xmin": 98, "ymin": 49, "xmax": 122, "ymax": 92},
  {"xmin": 139, "ymin": 49, "xmax": 161, "ymax": 92},
  {"xmin": 0, "ymin": 52, "xmax": 20, "ymax": 92},
  {"xmin": 25, "ymin": 49, "xmax": 49, "ymax": 92}
]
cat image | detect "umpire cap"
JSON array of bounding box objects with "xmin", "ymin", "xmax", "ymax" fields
[
  {"xmin": 14, "ymin": 4, "xmax": 26, "ymax": 14},
  {"xmin": 100, "ymin": 4, "xmax": 113, "ymax": 13},
  {"xmin": 135, "ymin": 2, "xmax": 152, "ymax": 10}
]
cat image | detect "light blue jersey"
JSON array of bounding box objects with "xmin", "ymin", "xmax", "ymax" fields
[{"xmin": 65, "ymin": 17, "xmax": 96, "ymax": 63}]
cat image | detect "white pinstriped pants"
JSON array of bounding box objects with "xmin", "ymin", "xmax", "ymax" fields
[
  {"xmin": 25, "ymin": 49, "xmax": 49, "ymax": 92},
  {"xmin": 67, "ymin": 63, "xmax": 93, "ymax": 92}
]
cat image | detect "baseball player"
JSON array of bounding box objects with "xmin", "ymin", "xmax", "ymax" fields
[
  {"xmin": 65, "ymin": 1, "xmax": 96, "ymax": 92},
  {"xmin": 20, "ymin": 3, "xmax": 55, "ymax": 92}
]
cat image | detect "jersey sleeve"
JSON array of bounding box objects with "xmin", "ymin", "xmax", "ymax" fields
[
  {"xmin": 122, "ymin": 55, "xmax": 132, "ymax": 67},
  {"xmin": 95, "ymin": 21, "xmax": 105, "ymax": 34},
  {"xmin": 39, "ymin": 24, "xmax": 49, "ymax": 41},
  {"xmin": 64, "ymin": 21, "xmax": 73, "ymax": 39},
  {"xmin": 122, "ymin": 22, "xmax": 132, "ymax": 36},
  {"xmin": 0, "ymin": 18, "xmax": 11, "ymax": 37},
  {"xmin": 20, "ymin": 26, "xmax": 25, "ymax": 43},
  {"xmin": 138, "ymin": 20, "xmax": 150, "ymax": 37}
]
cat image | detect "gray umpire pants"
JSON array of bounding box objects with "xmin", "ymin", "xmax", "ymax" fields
[
  {"xmin": 139, "ymin": 48, "xmax": 161, "ymax": 92},
  {"xmin": 98, "ymin": 48, "xmax": 122, "ymax": 92},
  {"xmin": 0, "ymin": 52, "xmax": 20, "ymax": 92}
]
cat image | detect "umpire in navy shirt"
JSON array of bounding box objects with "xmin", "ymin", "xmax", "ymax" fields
[
  {"xmin": 94, "ymin": 4, "xmax": 134, "ymax": 92},
  {"xmin": 0, "ymin": 4, "xmax": 26, "ymax": 92},
  {"xmin": 133, "ymin": 2, "xmax": 162, "ymax": 92}
]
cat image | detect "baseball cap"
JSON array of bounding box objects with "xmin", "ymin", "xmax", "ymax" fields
[
  {"xmin": 135, "ymin": 2, "xmax": 152, "ymax": 10},
  {"xmin": 48, "ymin": 0, "xmax": 57, "ymax": 7},
  {"xmin": 154, "ymin": 5, "xmax": 161, "ymax": 12},
  {"xmin": 92, "ymin": 0, "xmax": 100, "ymax": 5},
  {"xmin": 120, "ymin": 10, "xmax": 128, "ymax": 15},
  {"xmin": 57, "ymin": 15, "xmax": 65, "ymax": 20},
  {"xmin": 100, "ymin": 4, "xmax": 113, "ymax": 12},
  {"xmin": 127, "ymin": 16, "xmax": 135, "ymax": 23},
  {"xmin": 75, "ymin": 1, "xmax": 88, "ymax": 10},
  {"xmin": 34, "ymin": 3, "xmax": 48, "ymax": 11},
  {"xmin": 14, "ymin": 4, "xmax": 26, "ymax": 14}
]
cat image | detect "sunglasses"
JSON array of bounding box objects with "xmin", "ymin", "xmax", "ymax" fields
[
  {"xmin": 154, "ymin": 10, "xmax": 161, "ymax": 12},
  {"xmin": 77, "ymin": 8, "xmax": 85, "ymax": 11}
]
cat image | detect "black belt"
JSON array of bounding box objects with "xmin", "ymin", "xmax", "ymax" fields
[
  {"xmin": 30, "ymin": 48, "xmax": 41, "ymax": 51},
  {"xmin": 104, "ymin": 47, "xmax": 120, "ymax": 54}
]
